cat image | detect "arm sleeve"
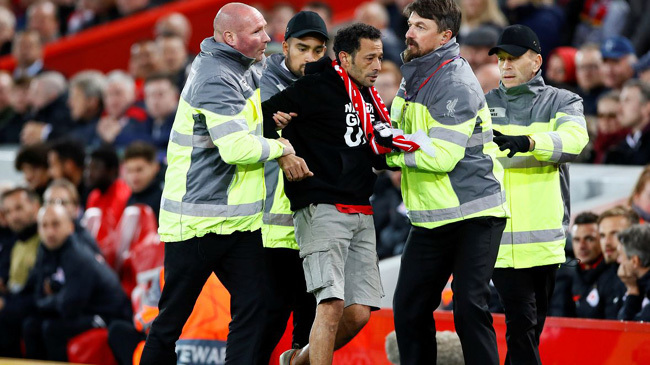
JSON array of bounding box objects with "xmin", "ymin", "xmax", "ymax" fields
[
  {"xmin": 262, "ymin": 79, "xmax": 305, "ymax": 139},
  {"xmin": 194, "ymin": 76, "xmax": 286, "ymax": 164},
  {"xmin": 386, "ymin": 82, "xmax": 480, "ymax": 172},
  {"xmin": 529, "ymin": 92, "xmax": 589, "ymax": 163},
  {"xmin": 52, "ymin": 256, "xmax": 95, "ymax": 319},
  {"xmin": 618, "ymin": 294, "xmax": 643, "ymax": 321}
]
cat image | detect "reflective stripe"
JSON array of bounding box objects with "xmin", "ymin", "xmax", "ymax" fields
[
  {"xmin": 254, "ymin": 123, "xmax": 262, "ymax": 136},
  {"xmin": 263, "ymin": 212, "xmax": 293, "ymax": 226},
  {"xmin": 169, "ymin": 130, "xmax": 215, "ymax": 149},
  {"xmin": 161, "ymin": 197, "xmax": 262, "ymax": 217},
  {"xmin": 208, "ymin": 118, "xmax": 248, "ymax": 141},
  {"xmin": 556, "ymin": 114, "xmax": 586, "ymax": 129},
  {"xmin": 500, "ymin": 228, "xmax": 565, "ymax": 245},
  {"xmin": 408, "ymin": 191, "xmax": 505, "ymax": 223},
  {"xmin": 257, "ymin": 136, "xmax": 271, "ymax": 162},
  {"xmin": 549, "ymin": 132, "xmax": 563, "ymax": 162},
  {"xmin": 404, "ymin": 153, "xmax": 417, "ymax": 168},
  {"xmin": 497, "ymin": 156, "xmax": 556, "ymax": 169},
  {"xmin": 467, "ymin": 129, "xmax": 493, "ymax": 148},
  {"xmin": 428, "ymin": 127, "xmax": 469, "ymax": 147}
]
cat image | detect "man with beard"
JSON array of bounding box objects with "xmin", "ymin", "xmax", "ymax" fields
[
  {"xmin": 258, "ymin": 10, "xmax": 328, "ymax": 364},
  {"xmin": 388, "ymin": 1, "xmax": 508, "ymax": 364},
  {"xmin": 263, "ymin": 23, "xmax": 421, "ymax": 365}
]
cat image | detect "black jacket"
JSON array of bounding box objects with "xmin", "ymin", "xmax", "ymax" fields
[
  {"xmin": 604, "ymin": 123, "xmax": 650, "ymax": 165},
  {"xmin": 33, "ymin": 237, "xmax": 131, "ymax": 322},
  {"xmin": 127, "ymin": 165, "xmax": 165, "ymax": 218},
  {"xmin": 262, "ymin": 57, "xmax": 387, "ymax": 210},
  {"xmin": 619, "ymin": 270, "xmax": 650, "ymax": 322}
]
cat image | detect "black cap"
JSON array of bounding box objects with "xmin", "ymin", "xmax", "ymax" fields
[
  {"xmin": 284, "ymin": 11, "xmax": 329, "ymax": 41},
  {"xmin": 488, "ymin": 25, "xmax": 541, "ymax": 57}
]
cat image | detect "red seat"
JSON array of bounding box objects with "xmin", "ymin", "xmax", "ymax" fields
[{"xmin": 67, "ymin": 328, "xmax": 118, "ymax": 365}]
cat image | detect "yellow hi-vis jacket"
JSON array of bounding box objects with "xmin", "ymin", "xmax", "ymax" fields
[
  {"xmin": 158, "ymin": 39, "xmax": 286, "ymax": 242},
  {"xmin": 486, "ymin": 72, "xmax": 589, "ymax": 269}
]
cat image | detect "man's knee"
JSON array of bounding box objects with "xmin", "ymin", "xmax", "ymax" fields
[
  {"xmin": 343, "ymin": 304, "xmax": 371, "ymax": 332},
  {"xmin": 317, "ymin": 299, "xmax": 344, "ymax": 326}
]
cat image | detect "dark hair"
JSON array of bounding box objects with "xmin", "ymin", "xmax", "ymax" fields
[
  {"xmin": 0, "ymin": 186, "xmax": 39, "ymax": 206},
  {"xmin": 124, "ymin": 141, "xmax": 157, "ymax": 163},
  {"xmin": 303, "ymin": 1, "xmax": 332, "ymax": 20},
  {"xmin": 403, "ymin": 0, "xmax": 461, "ymax": 38},
  {"xmin": 144, "ymin": 72, "xmax": 179, "ymax": 92},
  {"xmin": 49, "ymin": 139, "xmax": 86, "ymax": 169},
  {"xmin": 598, "ymin": 205, "xmax": 639, "ymax": 226},
  {"xmin": 574, "ymin": 211, "xmax": 599, "ymax": 225},
  {"xmin": 619, "ymin": 224, "xmax": 650, "ymax": 267},
  {"xmin": 333, "ymin": 23, "xmax": 382, "ymax": 63},
  {"xmin": 15, "ymin": 143, "xmax": 48, "ymax": 171},
  {"xmin": 90, "ymin": 144, "xmax": 120, "ymax": 171}
]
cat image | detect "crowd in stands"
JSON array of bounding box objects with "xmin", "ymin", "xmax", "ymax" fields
[{"xmin": 0, "ymin": 0, "xmax": 650, "ymax": 362}]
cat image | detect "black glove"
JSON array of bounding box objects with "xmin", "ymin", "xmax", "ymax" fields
[{"xmin": 493, "ymin": 130, "xmax": 530, "ymax": 158}]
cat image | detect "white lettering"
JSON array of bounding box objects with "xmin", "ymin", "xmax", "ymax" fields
[
  {"xmin": 177, "ymin": 345, "xmax": 191, "ymax": 363},
  {"xmin": 193, "ymin": 345, "xmax": 210, "ymax": 363}
]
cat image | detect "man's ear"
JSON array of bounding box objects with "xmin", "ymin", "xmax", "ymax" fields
[
  {"xmin": 223, "ymin": 31, "xmax": 236, "ymax": 47},
  {"xmin": 282, "ymin": 40, "xmax": 289, "ymax": 57},
  {"xmin": 533, "ymin": 53, "xmax": 543, "ymax": 74},
  {"xmin": 440, "ymin": 29, "xmax": 453, "ymax": 46},
  {"xmin": 631, "ymin": 255, "xmax": 641, "ymax": 269},
  {"xmin": 338, "ymin": 51, "xmax": 351, "ymax": 67}
]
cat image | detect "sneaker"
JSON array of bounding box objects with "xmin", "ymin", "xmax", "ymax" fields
[{"xmin": 279, "ymin": 349, "xmax": 299, "ymax": 365}]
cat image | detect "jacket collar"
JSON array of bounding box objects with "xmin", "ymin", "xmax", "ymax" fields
[
  {"xmin": 499, "ymin": 70, "xmax": 546, "ymax": 96},
  {"xmin": 200, "ymin": 37, "xmax": 257, "ymax": 69},
  {"xmin": 400, "ymin": 38, "xmax": 460, "ymax": 91},
  {"xmin": 267, "ymin": 53, "xmax": 299, "ymax": 85}
]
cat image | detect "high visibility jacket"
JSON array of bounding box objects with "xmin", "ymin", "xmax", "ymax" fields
[
  {"xmin": 387, "ymin": 40, "xmax": 509, "ymax": 229},
  {"xmin": 158, "ymin": 38, "xmax": 286, "ymax": 242},
  {"xmin": 259, "ymin": 54, "xmax": 299, "ymax": 250},
  {"xmin": 486, "ymin": 73, "xmax": 588, "ymax": 269}
]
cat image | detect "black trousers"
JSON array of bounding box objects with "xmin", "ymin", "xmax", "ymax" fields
[
  {"xmin": 393, "ymin": 217, "xmax": 506, "ymax": 365},
  {"xmin": 140, "ymin": 230, "xmax": 267, "ymax": 365},
  {"xmin": 492, "ymin": 264, "xmax": 558, "ymax": 365},
  {"xmin": 22, "ymin": 315, "xmax": 95, "ymax": 361},
  {"xmin": 107, "ymin": 320, "xmax": 147, "ymax": 365},
  {"xmin": 257, "ymin": 247, "xmax": 316, "ymax": 365}
]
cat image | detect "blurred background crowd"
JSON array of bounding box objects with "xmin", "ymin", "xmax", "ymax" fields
[{"xmin": 1, "ymin": 0, "xmax": 650, "ymax": 363}]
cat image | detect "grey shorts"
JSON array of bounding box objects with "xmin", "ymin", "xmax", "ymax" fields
[{"xmin": 294, "ymin": 203, "xmax": 384, "ymax": 309}]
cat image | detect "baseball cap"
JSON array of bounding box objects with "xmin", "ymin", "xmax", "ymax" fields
[
  {"xmin": 463, "ymin": 26, "xmax": 499, "ymax": 48},
  {"xmin": 284, "ymin": 11, "xmax": 329, "ymax": 41},
  {"xmin": 488, "ymin": 25, "xmax": 541, "ymax": 57},
  {"xmin": 601, "ymin": 36, "xmax": 635, "ymax": 60}
]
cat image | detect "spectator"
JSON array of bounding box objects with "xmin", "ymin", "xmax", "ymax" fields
[
  {"xmin": 22, "ymin": 204, "xmax": 131, "ymax": 361},
  {"xmin": 27, "ymin": 1, "xmax": 60, "ymax": 44},
  {"xmin": 47, "ymin": 139, "xmax": 88, "ymax": 205},
  {"xmin": 43, "ymin": 179, "xmax": 100, "ymax": 254},
  {"xmin": 617, "ymin": 224, "xmax": 650, "ymax": 322},
  {"xmin": 0, "ymin": 187, "xmax": 40, "ymax": 357},
  {"xmin": 374, "ymin": 60, "xmax": 401, "ymax": 110},
  {"xmin": 458, "ymin": 0, "xmax": 507, "ymax": 39},
  {"xmin": 66, "ymin": 0, "xmax": 120, "ymax": 35},
  {"xmin": 601, "ymin": 36, "xmax": 637, "ymax": 91},
  {"xmin": 21, "ymin": 71, "xmax": 72, "ymax": 145},
  {"xmin": 67, "ymin": 70, "xmax": 106, "ymax": 143},
  {"xmin": 12, "ymin": 30, "xmax": 45, "ymax": 80},
  {"xmin": 0, "ymin": 72, "xmax": 22, "ymax": 144},
  {"xmin": 621, "ymin": 0, "xmax": 650, "ymax": 57},
  {"xmin": 116, "ymin": 0, "xmax": 150, "ymax": 17},
  {"xmin": 575, "ymin": 43, "xmax": 606, "ymax": 117},
  {"xmin": 302, "ymin": 1, "xmax": 332, "ymax": 32},
  {"xmin": 15, "ymin": 143, "xmax": 51, "ymax": 197},
  {"xmin": 96, "ymin": 70, "xmax": 150, "ymax": 149},
  {"xmin": 85, "ymin": 145, "xmax": 131, "ymax": 267},
  {"xmin": 0, "ymin": 182, "xmax": 14, "ymax": 290},
  {"xmin": 0, "ymin": 6, "xmax": 15, "ymax": 56},
  {"xmin": 503, "ymin": 0, "xmax": 565, "ymax": 62},
  {"xmin": 267, "ymin": 3, "xmax": 294, "ymax": 43},
  {"xmin": 635, "ymin": 51, "xmax": 650, "ymax": 85},
  {"xmin": 10, "ymin": 77, "xmax": 32, "ymax": 127},
  {"xmin": 143, "ymin": 73, "xmax": 177, "ymax": 159},
  {"xmin": 591, "ymin": 91, "xmax": 628, "ymax": 163},
  {"xmin": 355, "ymin": 2, "xmax": 403, "ymax": 64},
  {"xmin": 604, "ymin": 80, "xmax": 650, "ymax": 165},
  {"xmin": 122, "ymin": 142, "xmax": 163, "ymax": 218},
  {"xmin": 570, "ymin": 0, "xmax": 629, "ymax": 47},
  {"xmin": 154, "ymin": 12, "xmax": 192, "ymax": 46},
  {"xmin": 476, "ymin": 63, "xmax": 500, "ymax": 94},
  {"xmin": 599, "ymin": 206, "xmax": 639, "ymax": 264},
  {"xmin": 630, "ymin": 166, "xmax": 650, "ymax": 223},
  {"xmin": 129, "ymin": 39, "xmax": 163, "ymax": 100},
  {"xmin": 459, "ymin": 25, "xmax": 499, "ymax": 71},
  {"xmin": 545, "ymin": 46, "xmax": 578, "ymax": 92},
  {"xmin": 555, "ymin": 212, "xmax": 625, "ymax": 319},
  {"xmin": 155, "ymin": 34, "xmax": 190, "ymax": 90}
]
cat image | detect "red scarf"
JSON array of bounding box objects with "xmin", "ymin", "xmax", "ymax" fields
[{"xmin": 332, "ymin": 60, "xmax": 420, "ymax": 155}]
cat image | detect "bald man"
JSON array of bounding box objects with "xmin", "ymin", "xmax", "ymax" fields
[
  {"xmin": 144, "ymin": 3, "xmax": 308, "ymax": 365},
  {"xmin": 22, "ymin": 205, "xmax": 130, "ymax": 361}
]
